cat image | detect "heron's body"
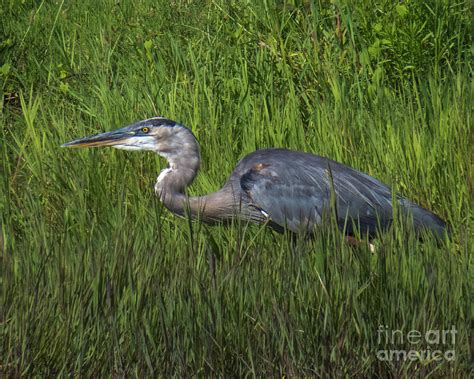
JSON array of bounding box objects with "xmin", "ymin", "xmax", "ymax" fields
[{"xmin": 63, "ymin": 117, "xmax": 447, "ymax": 238}]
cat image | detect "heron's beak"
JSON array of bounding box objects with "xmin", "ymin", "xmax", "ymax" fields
[{"xmin": 61, "ymin": 128, "xmax": 134, "ymax": 148}]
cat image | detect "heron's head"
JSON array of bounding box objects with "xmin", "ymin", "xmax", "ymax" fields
[{"xmin": 62, "ymin": 117, "xmax": 199, "ymax": 161}]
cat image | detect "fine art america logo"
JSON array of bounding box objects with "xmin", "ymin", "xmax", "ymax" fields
[{"xmin": 376, "ymin": 325, "xmax": 457, "ymax": 362}]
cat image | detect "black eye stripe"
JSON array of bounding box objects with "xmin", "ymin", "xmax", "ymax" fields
[{"xmin": 148, "ymin": 118, "xmax": 176, "ymax": 127}]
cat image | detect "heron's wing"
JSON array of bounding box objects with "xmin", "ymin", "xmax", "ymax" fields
[{"xmin": 238, "ymin": 152, "xmax": 394, "ymax": 235}]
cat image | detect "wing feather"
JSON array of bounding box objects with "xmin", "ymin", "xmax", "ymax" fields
[{"xmin": 237, "ymin": 149, "xmax": 395, "ymax": 235}]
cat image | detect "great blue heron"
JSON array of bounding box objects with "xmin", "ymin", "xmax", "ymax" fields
[{"xmin": 63, "ymin": 117, "xmax": 448, "ymax": 238}]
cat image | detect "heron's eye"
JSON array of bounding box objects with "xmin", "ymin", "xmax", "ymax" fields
[{"xmin": 141, "ymin": 127, "xmax": 150, "ymax": 134}]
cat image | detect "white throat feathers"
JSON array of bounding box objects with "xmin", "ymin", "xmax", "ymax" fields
[{"xmin": 155, "ymin": 168, "xmax": 173, "ymax": 194}]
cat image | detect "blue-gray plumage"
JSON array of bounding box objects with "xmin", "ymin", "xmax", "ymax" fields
[{"xmin": 62, "ymin": 117, "xmax": 447, "ymax": 238}]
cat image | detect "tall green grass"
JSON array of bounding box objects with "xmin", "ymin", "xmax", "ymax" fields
[{"xmin": 1, "ymin": 0, "xmax": 472, "ymax": 376}]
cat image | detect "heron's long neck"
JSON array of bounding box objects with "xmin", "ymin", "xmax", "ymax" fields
[{"xmin": 154, "ymin": 133, "xmax": 235, "ymax": 222}]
